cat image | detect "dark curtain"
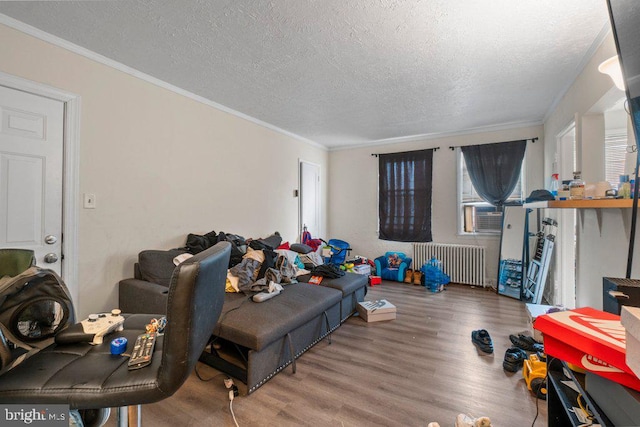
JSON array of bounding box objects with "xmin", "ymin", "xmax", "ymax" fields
[
  {"xmin": 461, "ymin": 140, "xmax": 527, "ymax": 207},
  {"xmin": 378, "ymin": 149, "xmax": 433, "ymax": 242}
]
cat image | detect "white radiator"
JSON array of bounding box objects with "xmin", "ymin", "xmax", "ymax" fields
[{"xmin": 413, "ymin": 243, "xmax": 486, "ymax": 287}]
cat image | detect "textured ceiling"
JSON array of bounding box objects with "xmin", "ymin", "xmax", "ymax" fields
[{"xmin": 0, "ymin": 0, "xmax": 610, "ymax": 148}]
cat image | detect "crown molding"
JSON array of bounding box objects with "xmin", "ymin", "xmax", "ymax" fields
[
  {"xmin": 328, "ymin": 120, "xmax": 544, "ymax": 151},
  {"xmin": 0, "ymin": 14, "xmax": 326, "ymax": 151}
]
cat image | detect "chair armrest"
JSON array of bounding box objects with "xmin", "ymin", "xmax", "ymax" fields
[
  {"xmin": 397, "ymin": 264, "xmax": 408, "ymax": 282},
  {"xmin": 374, "ymin": 256, "xmax": 389, "ymax": 266},
  {"xmin": 119, "ymin": 278, "xmax": 168, "ymax": 315},
  {"xmin": 402, "ymin": 257, "xmax": 412, "ymax": 269},
  {"xmin": 374, "ymin": 256, "xmax": 387, "ymax": 276}
]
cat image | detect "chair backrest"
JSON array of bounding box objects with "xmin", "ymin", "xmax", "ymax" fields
[
  {"xmin": 326, "ymin": 239, "xmax": 351, "ymax": 264},
  {"xmin": 0, "ymin": 249, "xmax": 35, "ymax": 278},
  {"xmin": 384, "ymin": 251, "xmax": 407, "ymax": 260},
  {"xmin": 157, "ymin": 241, "xmax": 230, "ymax": 392},
  {"xmin": 327, "ymin": 239, "xmax": 350, "ymax": 250}
]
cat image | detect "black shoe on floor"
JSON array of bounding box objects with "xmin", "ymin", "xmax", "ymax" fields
[
  {"xmin": 503, "ymin": 347, "xmax": 527, "ymax": 372},
  {"xmin": 471, "ymin": 329, "xmax": 494, "ymax": 354},
  {"xmin": 509, "ymin": 334, "xmax": 543, "ymax": 352}
]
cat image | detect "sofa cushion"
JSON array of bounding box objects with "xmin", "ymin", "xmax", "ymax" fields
[
  {"xmin": 298, "ymin": 272, "xmax": 367, "ymax": 296},
  {"xmin": 214, "ymin": 283, "xmax": 341, "ymax": 351},
  {"xmin": 138, "ymin": 249, "xmax": 186, "ymax": 287},
  {"xmin": 320, "ymin": 272, "xmax": 367, "ymax": 295}
]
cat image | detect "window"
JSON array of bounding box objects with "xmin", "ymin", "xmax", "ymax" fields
[
  {"xmin": 378, "ymin": 149, "xmax": 433, "ymax": 242},
  {"xmin": 458, "ymin": 149, "xmax": 524, "ymax": 234},
  {"xmin": 604, "ymin": 131, "xmax": 627, "ymax": 188},
  {"xmin": 604, "ymin": 106, "xmax": 628, "ymax": 188}
]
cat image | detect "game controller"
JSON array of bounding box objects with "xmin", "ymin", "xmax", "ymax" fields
[{"xmin": 55, "ymin": 309, "xmax": 125, "ymax": 345}]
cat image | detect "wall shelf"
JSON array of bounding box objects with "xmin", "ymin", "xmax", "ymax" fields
[
  {"xmin": 524, "ymin": 198, "xmax": 634, "ymax": 235},
  {"xmin": 524, "ymin": 199, "xmax": 633, "ymax": 209}
]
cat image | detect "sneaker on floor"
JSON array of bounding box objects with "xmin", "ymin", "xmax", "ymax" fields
[
  {"xmin": 471, "ymin": 329, "xmax": 494, "ymax": 354},
  {"xmin": 427, "ymin": 423, "xmax": 440, "ymax": 427},
  {"xmin": 509, "ymin": 333, "xmax": 543, "ymax": 352},
  {"xmin": 455, "ymin": 414, "xmax": 492, "ymax": 427},
  {"xmin": 503, "ymin": 346, "xmax": 527, "ymax": 372}
]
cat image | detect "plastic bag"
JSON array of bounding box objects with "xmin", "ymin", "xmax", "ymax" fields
[{"xmin": 421, "ymin": 257, "xmax": 450, "ymax": 292}]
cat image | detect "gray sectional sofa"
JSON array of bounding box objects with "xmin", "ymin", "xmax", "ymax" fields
[{"xmin": 118, "ymin": 249, "xmax": 367, "ymax": 393}]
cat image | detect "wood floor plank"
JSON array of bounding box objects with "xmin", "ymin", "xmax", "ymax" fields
[{"xmin": 106, "ymin": 282, "xmax": 548, "ymax": 426}]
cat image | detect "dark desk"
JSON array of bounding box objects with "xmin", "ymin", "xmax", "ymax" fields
[{"xmin": 547, "ymin": 358, "xmax": 613, "ymax": 426}]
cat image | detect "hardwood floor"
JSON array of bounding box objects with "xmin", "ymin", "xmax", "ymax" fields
[{"xmin": 108, "ymin": 282, "xmax": 548, "ymax": 426}]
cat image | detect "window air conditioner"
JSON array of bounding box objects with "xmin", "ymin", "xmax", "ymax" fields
[{"xmin": 474, "ymin": 206, "xmax": 502, "ymax": 232}]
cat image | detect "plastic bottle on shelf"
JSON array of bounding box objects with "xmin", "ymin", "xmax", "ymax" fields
[
  {"xmin": 558, "ymin": 181, "xmax": 571, "ymax": 200},
  {"xmin": 619, "ymin": 175, "xmax": 631, "ymax": 199},
  {"xmin": 549, "ymin": 174, "xmax": 559, "ymax": 198},
  {"xmin": 569, "ymin": 172, "xmax": 585, "ymax": 200}
]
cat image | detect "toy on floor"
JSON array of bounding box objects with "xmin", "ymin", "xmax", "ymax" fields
[
  {"xmin": 455, "ymin": 414, "xmax": 492, "ymax": 427},
  {"xmin": 523, "ymin": 353, "xmax": 547, "ymax": 399},
  {"xmin": 339, "ymin": 262, "xmax": 355, "ymax": 272}
]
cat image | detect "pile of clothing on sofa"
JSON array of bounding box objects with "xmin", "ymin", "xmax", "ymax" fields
[{"xmin": 182, "ymin": 229, "xmax": 330, "ymax": 294}]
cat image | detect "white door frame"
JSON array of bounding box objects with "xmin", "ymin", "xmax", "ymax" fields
[
  {"xmin": 299, "ymin": 159, "xmax": 321, "ymax": 242},
  {"xmin": 0, "ymin": 71, "xmax": 80, "ymax": 308},
  {"xmin": 556, "ymin": 121, "xmax": 577, "ymax": 308}
]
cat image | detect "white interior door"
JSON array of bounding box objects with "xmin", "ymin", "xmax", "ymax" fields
[
  {"xmin": 300, "ymin": 160, "xmax": 321, "ymax": 240},
  {"xmin": 0, "ymin": 85, "xmax": 64, "ymax": 274}
]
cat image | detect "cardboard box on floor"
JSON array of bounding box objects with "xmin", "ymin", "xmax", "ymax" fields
[{"xmin": 357, "ymin": 299, "xmax": 396, "ymax": 322}]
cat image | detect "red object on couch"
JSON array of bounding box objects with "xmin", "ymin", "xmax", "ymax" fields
[
  {"xmin": 277, "ymin": 241, "xmax": 290, "ymax": 250},
  {"xmin": 305, "ymin": 238, "xmax": 323, "ymax": 252}
]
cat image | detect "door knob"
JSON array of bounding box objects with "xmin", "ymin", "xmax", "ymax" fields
[
  {"xmin": 45, "ymin": 235, "xmax": 57, "ymax": 245},
  {"xmin": 44, "ymin": 253, "xmax": 58, "ymax": 263}
]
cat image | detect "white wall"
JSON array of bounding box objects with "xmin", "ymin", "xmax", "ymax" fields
[
  {"xmin": 4, "ymin": 20, "xmax": 627, "ymax": 315},
  {"xmin": 581, "ymin": 114, "xmax": 605, "ymax": 183},
  {"xmin": 328, "ymin": 125, "xmax": 544, "ymax": 286},
  {"xmin": 544, "ymin": 32, "xmax": 640, "ymax": 309},
  {"xmin": 0, "ymin": 24, "xmax": 329, "ymax": 318}
]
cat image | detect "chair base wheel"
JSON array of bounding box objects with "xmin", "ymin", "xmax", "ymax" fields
[{"xmin": 79, "ymin": 408, "xmax": 111, "ymax": 427}]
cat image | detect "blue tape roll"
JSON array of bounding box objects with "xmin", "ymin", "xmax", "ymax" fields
[{"xmin": 110, "ymin": 337, "xmax": 127, "ymax": 355}]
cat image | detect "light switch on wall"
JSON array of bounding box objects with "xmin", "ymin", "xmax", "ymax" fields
[{"xmin": 84, "ymin": 193, "xmax": 96, "ymax": 209}]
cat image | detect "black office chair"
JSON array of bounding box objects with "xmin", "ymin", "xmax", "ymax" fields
[
  {"xmin": 0, "ymin": 242, "xmax": 231, "ymax": 426},
  {"xmin": 0, "ymin": 248, "xmax": 35, "ymax": 277}
]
